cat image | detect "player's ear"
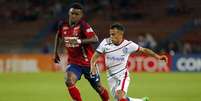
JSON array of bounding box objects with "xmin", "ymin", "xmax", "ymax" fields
[
  {"xmin": 119, "ymin": 30, "xmax": 124, "ymax": 35},
  {"xmin": 80, "ymin": 11, "xmax": 84, "ymax": 17}
]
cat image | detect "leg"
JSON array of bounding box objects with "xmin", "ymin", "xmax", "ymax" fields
[
  {"xmin": 84, "ymin": 68, "xmax": 109, "ymax": 101},
  {"xmin": 116, "ymin": 90, "xmax": 127, "ymax": 101},
  {"xmin": 65, "ymin": 64, "xmax": 82, "ymax": 101},
  {"xmin": 113, "ymin": 73, "xmax": 145, "ymax": 101},
  {"xmin": 117, "ymin": 90, "xmax": 147, "ymax": 101},
  {"xmin": 113, "ymin": 72, "xmax": 130, "ymax": 101}
]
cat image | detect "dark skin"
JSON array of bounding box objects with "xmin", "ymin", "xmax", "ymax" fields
[
  {"xmin": 91, "ymin": 28, "xmax": 168, "ymax": 100},
  {"xmin": 53, "ymin": 8, "xmax": 105, "ymax": 95}
]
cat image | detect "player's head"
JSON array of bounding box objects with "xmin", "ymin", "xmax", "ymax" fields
[
  {"xmin": 109, "ymin": 23, "xmax": 125, "ymax": 45},
  {"xmin": 68, "ymin": 3, "xmax": 84, "ymax": 24}
]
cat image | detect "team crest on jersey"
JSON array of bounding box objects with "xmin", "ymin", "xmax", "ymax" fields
[{"xmin": 122, "ymin": 47, "xmax": 128, "ymax": 54}]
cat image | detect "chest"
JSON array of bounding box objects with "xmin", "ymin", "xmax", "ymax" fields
[
  {"xmin": 104, "ymin": 45, "xmax": 129, "ymax": 57},
  {"xmin": 61, "ymin": 25, "xmax": 82, "ymax": 37}
]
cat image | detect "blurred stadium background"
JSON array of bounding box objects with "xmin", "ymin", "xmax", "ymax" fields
[{"xmin": 0, "ymin": 0, "xmax": 201, "ymax": 101}]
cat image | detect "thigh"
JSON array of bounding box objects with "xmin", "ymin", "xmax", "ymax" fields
[
  {"xmin": 66, "ymin": 64, "xmax": 82, "ymax": 81},
  {"xmin": 116, "ymin": 76, "xmax": 130, "ymax": 95},
  {"xmin": 108, "ymin": 77, "xmax": 118, "ymax": 97}
]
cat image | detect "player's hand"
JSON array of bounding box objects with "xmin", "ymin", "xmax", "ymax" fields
[
  {"xmin": 159, "ymin": 55, "xmax": 168, "ymax": 63},
  {"xmin": 53, "ymin": 54, "xmax": 60, "ymax": 63},
  {"xmin": 90, "ymin": 64, "xmax": 97, "ymax": 76},
  {"xmin": 90, "ymin": 73, "xmax": 99, "ymax": 83}
]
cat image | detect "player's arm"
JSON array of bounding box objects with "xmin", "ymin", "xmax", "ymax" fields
[
  {"xmin": 53, "ymin": 32, "xmax": 62, "ymax": 63},
  {"xmin": 79, "ymin": 23, "xmax": 99, "ymax": 44},
  {"xmin": 81, "ymin": 34, "xmax": 98, "ymax": 44},
  {"xmin": 138, "ymin": 47, "xmax": 168, "ymax": 62},
  {"xmin": 67, "ymin": 34, "xmax": 98, "ymax": 47},
  {"xmin": 90, "ymin": 51, "xmax": 101, "ymax": 75}
]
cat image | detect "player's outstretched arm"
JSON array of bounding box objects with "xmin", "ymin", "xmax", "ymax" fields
[
  {"xmin": 81, "ymin": 34, "xmax": 99, "ymax": 44},
  {"xmin": 53, "ymin": 33, "xmax": 61, "ymax": 63},
  {"xmin": 138, "ymin": 47, "xmax": 168, "ymax": 63},
  {"xmin": 90, "ymin": 51, "xmax": 101, "ymax": 75}
]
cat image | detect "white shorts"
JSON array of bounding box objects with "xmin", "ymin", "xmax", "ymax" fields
[{"xmin": 107, "ymin": 71, "xmax": 130, "ymax": 97}]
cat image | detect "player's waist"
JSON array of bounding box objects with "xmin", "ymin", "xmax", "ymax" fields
[
  {"xmin": 68, "ymin": 60, "xmax": 90, "ymax": 67},
  {"xmin": 107, "ymin": 67, "xmax": 128, "ymax": 77},
  {"xmin": 106, "ymin": 63, "xmax": 126, "ymax": 70}
]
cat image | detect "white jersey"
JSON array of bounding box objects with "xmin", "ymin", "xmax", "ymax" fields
[{"xmin": 96, "ymin": 38, "xmax": 139, "ymax": 78}]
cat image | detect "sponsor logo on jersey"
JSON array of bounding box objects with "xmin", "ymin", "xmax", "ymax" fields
[
  {"xmin": 122, "ymin": 47, "xmax": 128, "ymax": 54},
  {"xmin": 106, "ymin": 56, "xmax": 125, "ymax": 62}
]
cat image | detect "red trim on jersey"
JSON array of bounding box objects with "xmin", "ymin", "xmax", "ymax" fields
[
  {"xmin": 105, "ymin": 42, "xmax": 132, "ymax": 53},
  {"xmin": 136, "ymin": 46, "xmax": 140, "ymax": 52},
  {"xmin": 121, "ymin": 71, "xmax": 128, "ymax": 91}
]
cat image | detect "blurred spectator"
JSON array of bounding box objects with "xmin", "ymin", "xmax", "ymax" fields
[
  {"xmin": 137, "ymin": 34, "xmax": 147, "ymax": 47},
  {"xmin": 182, "ymin": 42, "xmax": 192, "ymax": 55},
  {"xmin": 166, "ymin": 41, "xmax": 179, "ymax": 55},
  {"xmin": 51, "ymin": 1, "xmax": 62, "ymax": 17},
  {"xmin": 0, "ymin": 0, "xmax": 65, "ymax": 23},
  {"xmin": 145, "ymin": 33, "xmax": 157, "ymax": 50},
  {"xmin": 167, "ymin": 0, "xmax": 177, "ymax": 16}
]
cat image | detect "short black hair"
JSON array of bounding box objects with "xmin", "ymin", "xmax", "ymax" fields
[
  {"xmin": 110, "ymin": 23, "xmax": 125, "ymax": 32},
  {"xmin": 70, "ymin": 3, "xmax": 84, "ymax": 11}
]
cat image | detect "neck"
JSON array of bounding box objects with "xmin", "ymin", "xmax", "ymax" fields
[
  {"xmin": 114, "ymin": 38, "xmax": 124, "ymax": 45},
  {"xmin": 69, "ymin": 19, "xmax": 79, "ymax": 27}
]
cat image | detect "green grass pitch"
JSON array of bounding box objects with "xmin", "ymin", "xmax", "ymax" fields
[{"xmin": 0, "ymin": 72, "xmax": 201, "ymax": 101}]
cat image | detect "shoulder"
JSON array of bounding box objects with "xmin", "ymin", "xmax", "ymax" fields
[
  {"xmin": 58, "ymin": 20, "xmax": 68, "ymax": 28},
  {"xmin": 80, "ymin": 20, "xmax": 90, "ymax": 27},
  {"xmin": 122, "ymin": 40, "xmax": 139, "ymax": 48},
  {"xmin": 103, "ymin": 38, "xmax": 112, "ymax": 45},
  {"xmin": 126, "ymin": 40, "xmax": 137, "ymax": 45}
]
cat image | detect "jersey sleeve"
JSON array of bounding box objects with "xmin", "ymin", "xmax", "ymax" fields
[
  {"xmin": 127, "ymin": 41, "xmax": 140, "ymax": 53},
  {"xmin": 96, "ymin": 39, "xmax": 107, "ymax": 53},
  {"xmin": 82, "ymin": 22, "xmax": 96, "ymax": 38}
]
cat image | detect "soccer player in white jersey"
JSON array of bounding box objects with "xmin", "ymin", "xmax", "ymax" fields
[{"xmin": 90, "ymin": 23, "xmax": 168, "ymax": 101}]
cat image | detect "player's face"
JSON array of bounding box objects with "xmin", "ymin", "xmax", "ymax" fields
[
  {"xmin": 69, "ymin": 8, "xmax": 83, "ymax": 23},
  {"xmin": 109, "ymin": 28, "xmax": 123, "ymax": 45}
]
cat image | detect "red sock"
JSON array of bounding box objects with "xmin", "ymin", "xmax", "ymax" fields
[
  {"xmin": 68, "ymin": 85, "xmax": 82, "ymax": 101},
  {"xmin": 119, "ymin": 98, "xmax": 128, "ymax": 101},
  {"xmin": 99, "ymin": 88, "xmax": 109, "ymax": 101}
]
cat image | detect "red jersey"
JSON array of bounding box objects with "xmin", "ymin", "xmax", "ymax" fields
[{"xmin": 57, "ymin": 20, "xmax": 96, "ymax": 67}]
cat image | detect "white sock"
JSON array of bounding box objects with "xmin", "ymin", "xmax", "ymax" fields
[{"xmin": 128, "ymin": 97, "xmax": 143, "ymax": 101}]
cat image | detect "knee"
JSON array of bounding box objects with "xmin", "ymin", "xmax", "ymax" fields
[
  {"xmin": 115, "ymin": 90, "xmax": 125, "ymax": 100},
  {"xmin": 65, "ymin": 78, "xmax": 76, "ymax": 87}
]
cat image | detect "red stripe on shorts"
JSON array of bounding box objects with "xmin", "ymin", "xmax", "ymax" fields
[{"xmin": 121, "ymin": 71, "xmax": 128, "ymax": 91}]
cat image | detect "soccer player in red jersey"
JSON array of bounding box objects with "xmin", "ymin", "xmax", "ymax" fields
[{"xmin": 53, "ymin": 3, "xmax": 109, "ymax": 101}]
